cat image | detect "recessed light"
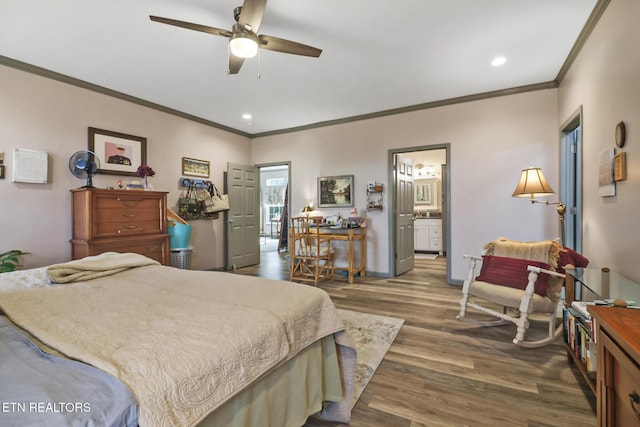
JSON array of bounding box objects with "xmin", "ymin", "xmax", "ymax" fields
[
  {"xmin": 242, "ymin": 113, "xmax": 252, "ymax": 120},
  {"xmin": 491, "ymin": 56, "xmax": 507, "ymax": 67}
]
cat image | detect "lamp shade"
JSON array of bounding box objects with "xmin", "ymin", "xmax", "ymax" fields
[
  {"xmin": 512, "ymin": 167, "xmax": 555, "ymax": 199},
  {"xmin": 229, "ymin": 30, "xmax": 258, "ymax": 58},
  {"xmin": 301, "ymin": 205, "xmax": 314, "ymax": 213}
]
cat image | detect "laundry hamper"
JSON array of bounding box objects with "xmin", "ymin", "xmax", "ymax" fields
[{"xmin": 170, "ymin": 247, "xmax": 193, "ymax": 270}]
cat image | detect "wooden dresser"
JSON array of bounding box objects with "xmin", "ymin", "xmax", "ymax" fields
[
  {"xmin": 589, "ymin": 305, "xmax": 640, "ymax": 426},
  {"xmin": 71, "ymin": 188, "xmax": 170, "ymax": 265}
]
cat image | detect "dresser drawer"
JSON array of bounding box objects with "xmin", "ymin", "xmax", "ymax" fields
[
  {"xmin": 95, "ymin": 194, "xmax": 161, "ymax": 210},
  {"xmin": 94, "ymin": 220, "xmax": 164, "ymax": 236},
  {"xmin": 92, "ymin": 236, "xmax": 168, "ymax": 265},
  {"xmin": 429, "ymin": 226, "xmax": 442, "ymax": 238},
  {"xmin": 91, "ymin": 193, "xmax": 163, "ymax": 237},
  {"xmin": 610, "ymin": 339, "xmax": 640, "ymax": 426},
  {"xmin": 430, "ymin": 238, "xmax": 442, "ymax": 250}
]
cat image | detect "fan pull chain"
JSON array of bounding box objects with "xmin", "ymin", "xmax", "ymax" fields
[{"xmin": 257, "ymin": 49, "xmax": 261, "ymax": 79}]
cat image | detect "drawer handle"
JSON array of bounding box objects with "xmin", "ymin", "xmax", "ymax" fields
[
  {"xmin": 122, "ymin": 212, "xmax": 139, "ymax": 218},
  {"xmin": 117, "ymin": 224, "xmax": 139, "ymax": 232},
  {"xmin": 118, "ymin": 198, "xmax": 142, "ymax": 207},
  {"xmin": 630, "ymin": 391, "xmax": 640, "ymax": 421},
  {"xmin": 146, "ymin": 245, "xmax": 159, "ymax": 252}
]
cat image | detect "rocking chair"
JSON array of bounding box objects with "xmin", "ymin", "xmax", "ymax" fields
[{"xmin": 457, "ymin": 238, "xmax": 569, "ymax": 348}]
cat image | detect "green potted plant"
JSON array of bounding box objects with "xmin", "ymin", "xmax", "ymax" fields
[{"xmin": 0, "ymin": 250, "xmax": 30, "ymax": 273}]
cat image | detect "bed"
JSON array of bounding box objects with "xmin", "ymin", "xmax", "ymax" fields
[{"xmin": 0, "ymin": 252, "xmax": 355, "ymax": 427}]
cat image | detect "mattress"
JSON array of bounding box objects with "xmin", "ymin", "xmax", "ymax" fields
[{"xmin": 0, "ymin": 254, "xmax": 355, "ymax": 426}]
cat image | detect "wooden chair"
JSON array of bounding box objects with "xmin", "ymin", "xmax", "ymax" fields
[
  {"xmin": 457, "ymin": 238, "xmax": 567, "ymax": 348},
  {"xmin": 289, "ymin": 216, "xmax": 334, "ymax": 286}
]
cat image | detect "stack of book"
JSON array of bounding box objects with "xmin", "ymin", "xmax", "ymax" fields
[{"xmin": 563, "ymin": 301, "xmax": 597, "ymax": 374}]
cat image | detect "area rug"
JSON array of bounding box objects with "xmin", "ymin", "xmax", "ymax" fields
[{"xmin": 337, "ymin": 309, "xmax": 404, "ymax": 407}]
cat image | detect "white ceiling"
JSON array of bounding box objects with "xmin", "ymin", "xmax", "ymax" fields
[{"xmin": 0, "ymin": 0, "xmax": 598, "ymax": 136}]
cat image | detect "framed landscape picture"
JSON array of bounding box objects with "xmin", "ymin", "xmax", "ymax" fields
[
  {"xmin": 318, "ymin": 175, "xmax": 354, "ymax": 208},
  {"xmin": 182, "ymin": 157, "xmax": 210, "ymax": 178}
]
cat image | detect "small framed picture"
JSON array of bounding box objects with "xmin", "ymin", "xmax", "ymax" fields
[
  {"xmin": 318, "ymin": 175, "xmax": 354, "ymax": 208},
  {"xmin": 614, "ymin": 152, "xmax": 627, "ymax": 181},
  {"xmin": 89, "ymin": 127, "xmax": 146, "ymax": 176},
  {"xmin": 182, "ymin": 157, "xmax": 210, "ymax": 178}
]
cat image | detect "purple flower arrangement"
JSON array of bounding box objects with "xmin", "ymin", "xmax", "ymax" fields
[{"xmin": 136, "ymin": 165, "xmax": 155, "ymax": 178}]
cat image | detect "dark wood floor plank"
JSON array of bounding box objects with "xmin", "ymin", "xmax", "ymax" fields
[{"xmin": 236, "ymin": 249, "xmax": 596, "ymax": 427}]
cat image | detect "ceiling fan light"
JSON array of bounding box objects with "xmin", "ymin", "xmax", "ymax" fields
[{"xmin": 230, "ymin": 32, "xmax": 258, "ymax": 58}]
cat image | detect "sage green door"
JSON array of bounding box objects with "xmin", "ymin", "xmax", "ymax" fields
[
  {"xmin": 395, "ymin": 154, "xmax": 415, "ymax": 275},
  {"xmin": 226, "ymin": 162, "xmax": 260, "ymax": 269}
]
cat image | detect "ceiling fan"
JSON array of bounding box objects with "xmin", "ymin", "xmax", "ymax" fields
[{"xmin": 150, "ymin": 0, "xmax": 322, "ymax": 75}]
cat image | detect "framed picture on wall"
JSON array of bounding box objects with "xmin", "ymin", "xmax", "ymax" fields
[
  {"xmin": 614, "ymin": 152, "xmax": 627, "ymax": 181},
  {"xmin": 598, "ymin": 148, "xmax": 616, "ymax": 197},
  {"xmin": 182, "ymin": 157, "xmax": 210, "ymax": 178},
  {"xmin": 318, "ymin": 175, "xmax": 354, "ymax": 208},
  {"xmin": 89, "ymin": 127, "xmax": 146, "ymax": 176},
  {"xmin": 414, "ymin": 178, "xmax": 438, "ymax": 206},
  {"xmin": 414, "ymin": 181, "xmax": 432, "ymax": 205}
]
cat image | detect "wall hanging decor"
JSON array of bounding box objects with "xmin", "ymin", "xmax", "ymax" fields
[
  {"xmin": 12, "ymin": 148, "xmax": 48, "ymax": 184},
  {"xmin": 318, "ymin": 175, "xmax": 354, "ymax": 208},
  {"xmin": 598, "ymin": 148, "xmax": 616, "ymax": 197},
  {"xmin": 182, "ymin": 157, "xmax": 210, "ymax": 178},
  {"xmin": 614, "ymin": 151, "xmax": 627, "ymax": 181},
  {"xmin": 89, "ymin": 127, "xmax": 146, "ymax": 176},
  {"xmin": 615, "ymin": 121, "xmax": 626, "ymax": 148}
]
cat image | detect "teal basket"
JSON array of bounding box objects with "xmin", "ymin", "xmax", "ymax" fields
[{"xmin": 168, "ymin": 223, "xmax": 192, "ymax": 249}]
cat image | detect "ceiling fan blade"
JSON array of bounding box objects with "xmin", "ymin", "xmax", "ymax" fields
[
  {"xmin": 238, "ymin": 0, "xmax": 267, "ymax": 32},
  {"xmin": 150, "ymin": 16, "xmax": 232, "ymax": 38},
  {"xmin": 258, "ymin": 35, "xmax": 322, "ymax": 57},
  {"xmin": 228, "ymin": 54, "xmax": 245, "ymax": 75}
]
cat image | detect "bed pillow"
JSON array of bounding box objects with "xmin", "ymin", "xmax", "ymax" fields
[{"xmin": 475, "ymin": 255, "xmax": 551, "ymax": 296}]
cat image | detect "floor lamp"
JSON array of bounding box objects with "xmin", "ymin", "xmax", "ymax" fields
[{"xmin": 512, "ymin": 167, "xmax": 566, "ymax": 247}]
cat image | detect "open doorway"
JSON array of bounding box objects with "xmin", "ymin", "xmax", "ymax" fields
[
  {"xmin": 560, "ymin": 108, "xmax": 583, "ymax": 252},
  {"xmin": 389, "ymin": 144, "xmax": 451, "ymax": 283},
  {"xmin": 258, "ymin": 163, "xmax": 290, "ymax": 256}
]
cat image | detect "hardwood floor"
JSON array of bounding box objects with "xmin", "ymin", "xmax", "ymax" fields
[{"xmin": 235, "ymin": 247, "xmax": 597, "ymax": 427}]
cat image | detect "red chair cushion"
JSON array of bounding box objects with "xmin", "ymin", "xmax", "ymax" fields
[{"xmin": 475, "ymin": 255, "xmax": 552, "ymax": 296}]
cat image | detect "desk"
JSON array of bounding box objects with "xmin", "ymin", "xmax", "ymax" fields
[
  {"xmin": 566, "ymin": 267, "xmax": 640, "ymax": 305},
  {"xmin": 315, "ymin": 226, "xmax": 366, "ymax": 284}
]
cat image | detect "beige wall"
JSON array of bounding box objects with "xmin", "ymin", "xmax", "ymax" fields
[
  {"xmin": 3, "ymin": 0, "xmax": 637, "ymax": 284},
  {"xmin": 0, "ymin": 65, "xmax": 251, "ymax": 270},
  {"xmin": 252, "ymin": 89, "xmax": 561, "ymax": 281},
  {"xmin": 558, "ymin": 0, "xmax": 640, "ymax": 282}
]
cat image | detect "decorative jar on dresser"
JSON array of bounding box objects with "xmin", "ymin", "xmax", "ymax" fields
[{"xmin": 71, "ymin": 188, "xmax": 170, "ymax": 265}]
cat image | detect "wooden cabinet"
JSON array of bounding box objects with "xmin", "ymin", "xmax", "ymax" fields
[
  {"xmin": 589, "ymin": 306, "xmax": 640, "ymax": 426},
  {"xmin": 414, "ymin": 218, "xmax": 442, "ymax": 254},
  {"xmin": 71, "ymin": 188, "xmax": 170, "ymax": 265}
]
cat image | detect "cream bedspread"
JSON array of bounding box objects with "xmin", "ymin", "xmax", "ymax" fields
[{"xmin": 0, "ymin": 258, "xmax": 349, "ymax": 427}]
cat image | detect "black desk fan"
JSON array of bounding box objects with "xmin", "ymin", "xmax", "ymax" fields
[{"xmin": 69, "ymin": 150, "xmax": 100, "ymax": 188}]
